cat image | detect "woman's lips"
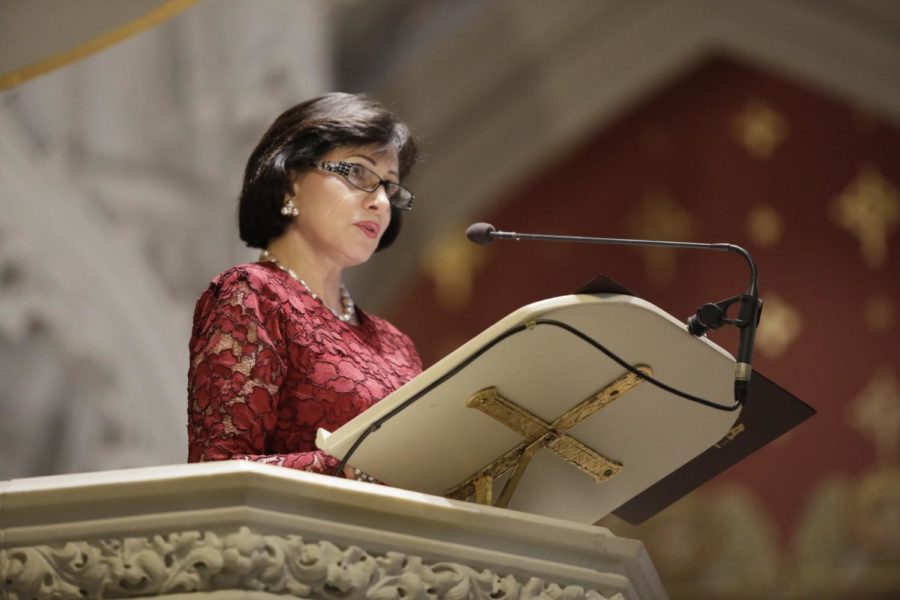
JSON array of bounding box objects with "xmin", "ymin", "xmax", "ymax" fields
[{"xmin": 355, "ymin": 221, "xmax": 380, "ymax": 239}]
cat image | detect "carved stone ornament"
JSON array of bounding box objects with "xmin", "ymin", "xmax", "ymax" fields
[{"xmin": 0, "ymin": 527, "xmax": 624, "ymax": 600}]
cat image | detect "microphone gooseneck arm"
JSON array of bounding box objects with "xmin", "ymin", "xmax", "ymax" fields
[
  {"xmin": 469, "ymin": 223, "xmax": 757, "ymax": 284},
  {"xmin": 466, "ymin": 223, "xmax": 761, "ymax": 404}
]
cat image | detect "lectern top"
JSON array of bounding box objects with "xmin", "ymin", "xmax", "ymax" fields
[{"xmin": 318, "ymin": 292, "xmax": 740, "ymax": 524}]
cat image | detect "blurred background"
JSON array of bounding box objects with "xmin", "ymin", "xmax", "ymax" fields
[{"xmin": 1, "ymin": 1, "xmax": 898, "ymax": 597}]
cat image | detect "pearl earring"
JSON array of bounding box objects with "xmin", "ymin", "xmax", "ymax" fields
[{"xmin": 281, "ymin": 198, "xmax": 299, "ymax": 217}]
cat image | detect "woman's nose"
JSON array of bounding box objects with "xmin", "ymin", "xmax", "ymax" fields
[{"xmin": 366, "ymin": 184, "xmax": 391, "ymax": 212}]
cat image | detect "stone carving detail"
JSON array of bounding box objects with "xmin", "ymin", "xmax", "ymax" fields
[{"xmin": 0, "ymin": 527, "xmax": 623, "ymax": 599}]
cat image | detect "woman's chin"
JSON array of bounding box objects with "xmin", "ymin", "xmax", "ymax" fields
[{"xmin": 342, "ymin": 247, "xmax": 378, "ymax": 268}]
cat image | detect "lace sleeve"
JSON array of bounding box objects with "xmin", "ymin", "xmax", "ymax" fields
[
  {"xmin": 404, "ymin": 334, "xmax": 424, "ymax": 373},
  {"xmin": 186, "ymin": 270, "xmax": 340, "ymax": 475}
]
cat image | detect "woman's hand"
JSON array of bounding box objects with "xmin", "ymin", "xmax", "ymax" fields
[{"xmin": 343, "ymin": 464, "xmax": 380, "ymax": 484}]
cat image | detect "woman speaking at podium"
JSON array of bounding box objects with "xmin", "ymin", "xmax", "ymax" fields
[{"xmin": 187, "ymin": 93, "xmax": 422, "ymax": 480}]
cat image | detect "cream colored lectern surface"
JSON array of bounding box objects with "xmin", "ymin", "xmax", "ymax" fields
[{"xmin": 318, "ymin": 293, "xmax": 741, "ymax": 524}]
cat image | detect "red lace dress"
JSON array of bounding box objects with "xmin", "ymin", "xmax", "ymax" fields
[{"xmin": 187, "ymin": 262, "xmax": 422, "ymax": 475}]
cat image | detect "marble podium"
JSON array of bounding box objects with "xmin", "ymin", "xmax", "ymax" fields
[{"xmin": 0, "ymin": 462, "xmax": 667, "ymax": 599}]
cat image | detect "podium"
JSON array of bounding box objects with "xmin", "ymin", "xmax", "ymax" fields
[
  {"xmin": 0, "ymin": 462, "xmax": 666, "ymax": 599},
  {"xmin": 319, "ymin": 288, "xmax": 812, "ymax": 526}
]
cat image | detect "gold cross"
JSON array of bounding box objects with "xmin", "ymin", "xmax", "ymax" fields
[{"xmin": 445, "ymin": 366, "xmax": 651, "ymax": 507}]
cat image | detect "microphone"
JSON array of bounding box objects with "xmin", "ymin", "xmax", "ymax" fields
[
  {"xmin": 465, "ymin": 222, "xmax": 497, "ymax": 245},
  {"xmin": 465, "ymin": 222, "xmax": 761, "ymax": 405}
]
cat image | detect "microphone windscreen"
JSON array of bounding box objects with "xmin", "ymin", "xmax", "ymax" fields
[{"xmin": 466, "ymin": 222, "xmax": 496, "ymax": 245}]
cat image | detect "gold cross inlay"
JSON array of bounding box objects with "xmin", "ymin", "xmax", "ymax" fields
[{"xmin": 445, "ymin": 366, "xmax": 651, "ymax": 506}]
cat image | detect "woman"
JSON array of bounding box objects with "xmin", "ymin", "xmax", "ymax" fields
[{"xmin": 187, "ymin": 93, "xmax": 421, "ymax": 479}]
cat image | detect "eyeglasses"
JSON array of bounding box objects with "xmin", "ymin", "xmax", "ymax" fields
[{"xmin": 312, "ymin": 160, "xmax": 415, "ymax": 210}]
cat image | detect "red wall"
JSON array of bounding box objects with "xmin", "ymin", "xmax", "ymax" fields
[{"xmin": 387, "ymin": 56, "xmax": 900, "ymax": 595}]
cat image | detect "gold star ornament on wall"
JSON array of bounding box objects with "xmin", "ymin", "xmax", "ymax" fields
[
  {"xmin": 754, "ymin": 293, "xmax": 803, "ymax": 359},
  {"xmin": 849, "ymin": 368, "xmax": 900, "ymax": 464},
  {"xmin": 627, "ymin": 190, "xmax": 695, "ymax": 287},
  {"xmin": 731, "ymin": 99, "xmax": 788, "ymax": 159},
  {"xmin": 420, "ymin": 226, "xmax": 487, "ymax": 312},
  {"xmin": 864, "ymin": 293, "xmax": 896, "ymax": 335},
  {"xmin": 746, "ymin": 205, "xmax": 785, "ymax": 248},
  {"xmin": 831, "ymin": 165, "xmax": 900, "ymax": 270}
]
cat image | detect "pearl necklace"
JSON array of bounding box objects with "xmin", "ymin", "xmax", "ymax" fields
[{"xmin": 259, "ymin": 250, "xmax": 356, "ymax": 322}]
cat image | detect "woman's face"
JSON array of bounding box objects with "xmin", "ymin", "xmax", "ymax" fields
[{"xmin": 288, "ymin": 145, "xmax": 397, "ymax": 269}]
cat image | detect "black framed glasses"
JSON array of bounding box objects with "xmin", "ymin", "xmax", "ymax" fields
[{"xmin": 312, "ymin": 160, "xmax": 415, "ymax": 210}]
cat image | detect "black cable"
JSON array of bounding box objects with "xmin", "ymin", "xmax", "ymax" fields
[
  {"xmin": 335, "ymin": 318, "xmax": 743, "ymax": 477},
  {"xmin": 533, "ymin": 319, "xmax": 743, "ymax": 412},
  {"xmin": 335, "ymin": 323, "xmax": 529, "ymax": 477}
]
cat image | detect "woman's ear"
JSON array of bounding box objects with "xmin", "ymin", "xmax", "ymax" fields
[{"xmin": 287, "ymin": 169, "xmax": 302, "ymax": 197}]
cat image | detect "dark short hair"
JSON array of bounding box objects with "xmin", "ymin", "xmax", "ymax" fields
[{"xmin": 238, "ymin": 92, "xmax": 418, "ymax": 251}]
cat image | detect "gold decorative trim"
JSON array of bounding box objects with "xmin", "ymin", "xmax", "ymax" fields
[
  {"xmin": 714, "ymin": 423, "xmax": 746, "ymax": 449},
  {"xmin": 0, "ymin": 0, "xmax": 198, "ymax": 92},
  {"xmin": 473, "ymin": 472, "xmax": 493, "ymax": 505}
]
